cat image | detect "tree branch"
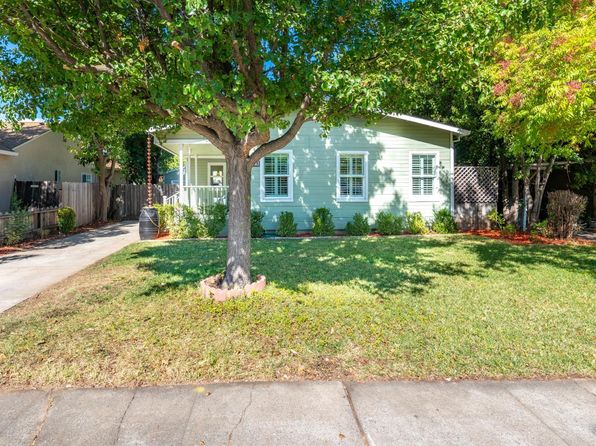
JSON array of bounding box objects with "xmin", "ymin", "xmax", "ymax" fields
[
  {"xmin": 152, "ymin": 0, "xmax": 173, "ymax": 22},
  {"xmin": 248, "ymin": 95, "xmax": 312, "ymax": 164}
]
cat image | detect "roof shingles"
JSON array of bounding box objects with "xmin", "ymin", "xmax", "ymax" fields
[{"xmin": 0, "ymin": 122, "xmax": 50, "ymax": 152}]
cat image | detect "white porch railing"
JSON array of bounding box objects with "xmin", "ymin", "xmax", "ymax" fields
[{"xmin": 168, "ymin": 186, "xmax": 228, "ymax": 210}]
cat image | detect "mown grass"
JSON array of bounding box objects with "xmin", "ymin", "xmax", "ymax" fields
[{"xmin": 0, "ymin": 235, "xmax": 594, "ymax": 388}]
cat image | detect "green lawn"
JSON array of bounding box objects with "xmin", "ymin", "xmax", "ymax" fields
[{"xmin": 1, "ymin": 235, "xmax": 594, "ymax": 388}]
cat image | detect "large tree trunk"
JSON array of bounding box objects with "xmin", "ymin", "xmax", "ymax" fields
[
  {"xmin": 95, "ymin": 154, "xmax": 110, "ymax": 222},
  {"xmin": 94, "ymin": 144, "xmax": 115, "ymax": 223},
  {"xmin": 222, "ymin": 152, "xmax": 252, "ymax": 289}
]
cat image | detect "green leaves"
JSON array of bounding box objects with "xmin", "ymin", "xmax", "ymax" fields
[{"xmin": 482, "ymin": 4, "xmax": 596, "ymax": 158}]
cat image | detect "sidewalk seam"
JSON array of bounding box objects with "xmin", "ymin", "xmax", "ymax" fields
[
  {"xmin": 504, "ymin": 386, "xmax": 571, "ymax": 446},
  {"xmin": 341, "ymin": 382, "xmax": 370, "ymax": 446},
  {"xmin": 30, "ymin": 390, "xmax": 54, "ymax": 446}
]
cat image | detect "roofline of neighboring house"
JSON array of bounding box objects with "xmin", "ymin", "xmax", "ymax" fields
[{"xmin": 4, "ymin": 128, "xmax": 53, "ymax": 154}]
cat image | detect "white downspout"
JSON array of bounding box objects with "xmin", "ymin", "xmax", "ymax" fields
[
  {"xmin": 450, "ymin": 132, "xmax": 455, "ymax": 214},
  {"xmin": 178, "ymin": 144, "xmax": 184, "ymax": 205}
]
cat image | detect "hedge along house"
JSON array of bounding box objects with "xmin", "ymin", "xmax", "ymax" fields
[{"xmin": 157, "ymin": 114, "xmax": 470, "ymax": 231}]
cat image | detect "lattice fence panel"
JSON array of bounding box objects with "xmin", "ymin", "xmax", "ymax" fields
[{"xmin": 454, "ymin": 166, "xmax": 498, "ymax": 204}]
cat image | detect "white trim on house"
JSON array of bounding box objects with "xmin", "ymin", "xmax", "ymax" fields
[
  {"xmin": 0, "ymin": 149, "xmax": 18, "ymax": 157},
  {"xmin": 260, "ymin": 149, "xmax": 294, "ymax": 202},
  {"xmin": 336, "ymin": 150, "xmax": 369, "ymax": 203},
  {"xmin": 408, "ymin": 151, "xmax": 441, "ymax": 202},
  {"xmin": 387, "ymin": 114, "xmax": 471, "ymax": 136},
  {"xmin": 207, "ymin": 162, "xmax": 227, "ymax": 186}
]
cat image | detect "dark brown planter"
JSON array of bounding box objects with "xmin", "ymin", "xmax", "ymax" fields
[{"xmin": 199, "ymin": 275, "xmax": 266, "ymax": 302}]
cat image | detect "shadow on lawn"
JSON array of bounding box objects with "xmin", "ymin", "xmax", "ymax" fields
[
  {"xmin": 131, "ymin": 237, "xmax": 474, "ymax": 298},
  {"xmin": 464, "ymin": 236, "xmax": 596, "ymax": 278}
]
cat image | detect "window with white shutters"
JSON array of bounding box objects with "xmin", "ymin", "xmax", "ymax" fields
[
  {"xmin": 411, "ymin": 154, "xmax": 436, "ymax": 196},
  {"xmin": 337, "ymin": 152, "xmax": 368, "ymax": 201},
  {"xmin": 261, "ymin": 151, "xmax": 293, "ymax": 201}
]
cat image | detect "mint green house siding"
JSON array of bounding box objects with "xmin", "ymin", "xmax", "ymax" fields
[
  {"xmin": 159, "ymin": 114, "xmax": 467, "ymax": 232},
  {"xmin": 250, "ymin": 117, "xmax": 453, "ymax": 231}
]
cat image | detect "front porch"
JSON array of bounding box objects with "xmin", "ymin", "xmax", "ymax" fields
[{"xmin": 158, "ymin": 131, "xmax": 229, "ymax": 210}]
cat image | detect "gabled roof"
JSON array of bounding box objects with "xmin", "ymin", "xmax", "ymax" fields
[
  {"xmin": 387, "ymin": 114, "xmax": 471, "ymax": 136},
  {"xmin": 0, "ymin": 121, "xmax": 51, "ymax": 154}
]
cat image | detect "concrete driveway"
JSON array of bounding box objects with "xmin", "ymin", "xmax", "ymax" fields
[
  {"xmin": 0, "ymin": 380, "xmax": 594, "ymax": 445},
  {"xmin": 0, "ymin": 221, "xmax": 139, "ymax": 313}
]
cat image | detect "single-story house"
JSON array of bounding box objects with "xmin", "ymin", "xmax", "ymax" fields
[
  {"xmin": 157, "ymin": 114, "xmax": 470, "ymax": 231},
  {"xmin": 0, "ymin": 122, "xmax": 120, "ymax": 212}
]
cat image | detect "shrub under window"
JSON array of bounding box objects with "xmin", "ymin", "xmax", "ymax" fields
[
  {"xmin": 312, "ymin": 207, "xmax": 335, "ymax": 236},
  {"xmin": 431, "ymin": 209, "xmax": 457, "ymax": 234},
  {"xmin": 277, "ymin": 211, "xmax": 298, "ymax": 237},
  {"xmin": 345, "ymin": 213, "xmax": 370, "ymax": 236},
  {"xmin": 375, "ymin": 211, "xmax": 404, "ymax": 235}
]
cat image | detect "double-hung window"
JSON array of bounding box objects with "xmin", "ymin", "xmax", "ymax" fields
[
  {"xmin": 337, "ymin": 151, "xmax": 368, "ymax": 201},
  {"xmin": 260, "ymin": 150, "xmax": 293, "ymax": 202},
  {"xmin": 411, "ymin": 153, "xmax": 437, "ymax": 197}
]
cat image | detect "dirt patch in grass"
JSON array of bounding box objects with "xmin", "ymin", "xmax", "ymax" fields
[{"xmin": 1, "ymin": 236, "xmax": 594, "ymax": 389}]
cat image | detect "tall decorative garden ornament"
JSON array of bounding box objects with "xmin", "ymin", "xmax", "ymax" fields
[{"xmin": 138, "ymin": 133, "xmax": 159, "ymax": 240}]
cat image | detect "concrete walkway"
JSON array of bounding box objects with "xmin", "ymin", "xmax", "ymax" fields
[
  {"xmin": 0, "ymin": 221, "xmax": 139, "ymax": 313},
  {"xmin": 1, "ymin": 380, "xmax": 594, "ymax": 445}
]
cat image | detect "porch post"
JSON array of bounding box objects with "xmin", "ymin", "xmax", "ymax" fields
[{"xmin": 178, "ymin": 144, "xmax": 184, "ymax": 205}]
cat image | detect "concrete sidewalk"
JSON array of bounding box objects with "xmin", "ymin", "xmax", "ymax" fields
[
  {"xmin": 1, "ymin": 380, "xmax": 594, "ymax": 445},
  {"xmin": 0, "ymin": 221, "xmax": 139, "ymax": 313}
]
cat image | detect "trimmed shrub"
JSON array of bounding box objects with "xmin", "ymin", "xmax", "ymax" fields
[
  {"xmin": 4, "ymin": 209, "xmax": 29, "ymax": 245},
  {"xmin": 501, "ymin": 223, "xmax": 517, "ymax": 236},
  {"xmin": 375, "ymin": 211, "xmax": 404, "ymax": 235},
  {"xmin": 547, "ymin": 190, "xmax": 587, "ymax": 239},
  {"xmin": 57, "ymin": 207, "xmax": 76, "ymax": 234},
  {"xmin": 277, "ymin": 211, "xmax": 297, "ymax": 237},
  {"xmin": 431, "ymin": 208, "xmax": 457, "ymax": 234},
  {"xmin": 345, "ymin": 213, "xmax": 371, "ymax": 236},
  {"xmin": 154, "ymin": 204, "xmax": 175, "ymax": 234},
  {"xmin": 487, "ymin": 209, "xmax": 506, "ymax": 230},
  {"xmin": 170, "ymin": 205, "xmax": 207, "ymax": 239},
  {"xmin": 312, "ymin": 207, "xmax": 335, "ymax": 236},
  {"xmin": 251, "ymin": 210, "xmax": 265, "ymax": 238},
  {"xmin": 406, "ymin": 212, "xmax": 429, "ymax": 234},
  {"xmin": 203, "ymin": 203, "xmax": 227, "ymax": 238},
  {"xmin": 530, "ymin": 220, "xmax": 550, "ymax": 238}
]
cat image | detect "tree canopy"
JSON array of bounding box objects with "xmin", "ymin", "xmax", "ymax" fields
[{"xmin": 483, "ymin": 4, "xmax": 595, "ymax": 157}]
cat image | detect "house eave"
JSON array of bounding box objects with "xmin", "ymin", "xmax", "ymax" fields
[{"xmin": 387, "ymin": 113, "xmax": 471, "ymax": 137}]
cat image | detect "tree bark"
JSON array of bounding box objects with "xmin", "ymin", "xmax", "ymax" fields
[
  {"xmin": 530, "ymin": 156, "xmax": 556, "ymax": 224},
  {"xmin": 222, "ymin": 151, "xmax": 252, "ymax": 289},
  {"xmin": 95, "ymin": 152, "xmax": 110, "ymax": 222}
]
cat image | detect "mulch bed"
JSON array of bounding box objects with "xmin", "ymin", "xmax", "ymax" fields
[
  {"xmin": 464, "ymin": 229, "xmax": 595, "ymax": 246},
  {"xmin": 0, "ymin": 220, "xmax": 112, "ymax": 256}
]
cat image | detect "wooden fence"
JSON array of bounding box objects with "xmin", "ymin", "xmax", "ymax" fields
[
  {"xmin": 61, "ymin": 182, "xmax": 97, "ymax": 227},
  {"xmin": 110, "ymin": 184, "xmax": 178, "ymax": 220},
  {"xmin": 13, "ymin": 180, "xmax": 60, "ymax": 209},
  {"xmin": 453, "ymin": 166, "xmax": 499, "ymax": 230},
  {"xmin": 0, "ymin": 208, "xmax": 58, "ymax": 244}
]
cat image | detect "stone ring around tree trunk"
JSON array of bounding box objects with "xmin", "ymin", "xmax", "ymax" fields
[{"xmin": 199, "ymin": 275, "xmax": 266, "ymax": 302}]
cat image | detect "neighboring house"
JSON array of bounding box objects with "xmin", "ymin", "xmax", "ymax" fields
[
  {"xmin": 157, "ymin": 114, "xmax": 470, "ymax": 231},
  {"xmin": 0, "ymin": 122, "xmax": 100, "ymax": 212}
]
